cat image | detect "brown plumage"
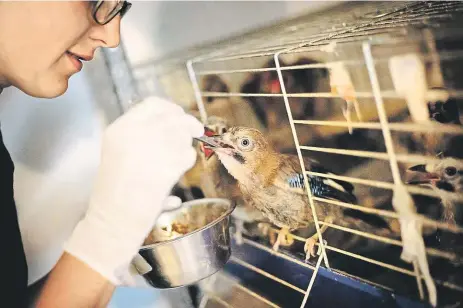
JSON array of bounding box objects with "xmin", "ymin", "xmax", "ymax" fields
[
  {"xmin": 208, "ymin": 126, "xmax": 396, "ymax": 260},
  {"xmin": 197, "ymin": 116, "xmax": 241, "ymax": 201},
  {"xmin": 176, "ymin": 116, "xmax": 234, "ymax": 197},
  {"xmin": 198, "ymin": 117, "xmax": 266, "ymax": 243}
]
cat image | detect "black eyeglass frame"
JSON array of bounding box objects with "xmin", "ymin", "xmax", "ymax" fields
[{"xmin": 92, "ymin": 0, "xmax": 132, "ymax": 25}]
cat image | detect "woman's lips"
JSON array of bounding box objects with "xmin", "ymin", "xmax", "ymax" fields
[{"xmin": 65, "ymin": 51, "xmax": 83, "ymax": 72}]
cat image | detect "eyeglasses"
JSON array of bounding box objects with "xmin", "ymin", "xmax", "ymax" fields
[{"xmin": 92, "ymin": 0, "xmax": 132, "ymax": 25}]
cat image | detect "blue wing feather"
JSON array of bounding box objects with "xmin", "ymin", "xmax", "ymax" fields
[{"xmin": 283, "ymin": 156, "xmax": 357, "ymax": 204}]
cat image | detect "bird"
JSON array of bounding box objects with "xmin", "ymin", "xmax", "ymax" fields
[
  {"xmin": 407, "ymin": 157, "xmax": 463, "ymax": 226},
  {"xmin": 240, "ymin": 57, "xmax": 328, "ymax": 130},
  {"xmin": 407, "ymin": 157, "xmax": 463, "ymax": 295},
  {"xmin": 240, "ymin": 57, "xmax": 330, "ymax": 152},
  {"xmin": 427, "ymin": 96, "xmax": 461, "ymax": 125},
  {"xmin": 202, "ymin": 75, "xmax": 230, "ymax": 104},
  {"xmin": 405, "ymin": 90, "xmax": 463, "ymax": 159},
  {"xmin": 202, "ymin": 126, "xmax": 395, "ymax": 260},
  {"xmin": 189, "ymin": 75, "xmax": 265, "ymax": 132},
  {"xmin": 196, "ymin": 116, "xmax": 234, "ymax": 197},
  {"xmin": 407, "ymin": 158, "xmax": 463, "ymax": 258},
  {"xmin": 197, "ymin": 117, "xmax": 267, "ymax": 245},
  {"xmin": 174, "ymin": 116, "xmax": 231, "ymax": 202}
]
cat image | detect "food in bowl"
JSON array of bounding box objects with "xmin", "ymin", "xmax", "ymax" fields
[{"xmin": 143, "ymin": 200, "xmax": 229, "ymax": 245}]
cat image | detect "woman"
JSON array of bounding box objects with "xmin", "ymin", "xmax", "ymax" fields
[{"xmin": 0, "ymin": 2, "xmax": 203, "ymax": 307}]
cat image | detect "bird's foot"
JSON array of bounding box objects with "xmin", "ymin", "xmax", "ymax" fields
[
  {"xmin": 279, "ymin": 233, "xmax": 294, "ymax": 247},
  {"xmin": 272, "ymin": 228, "xmax": 294, "ymax": 252},
  {"xmin": 304, "ymin": 237, "xmax": 318, "ymax": 261},
  {"xmin": 271, "ymin": 237, "xmax": 293, "ymax": 251},
  {"xmin": 305, "ymin": 239, "xmax": 327, "ymax": 262},
  {"xmin": 272, "ymin": 240, "xmax": 280, "ymax": 252},
  {"xmin": 304, "ymin": 236, "xmax": 328, "ymax": 262}
]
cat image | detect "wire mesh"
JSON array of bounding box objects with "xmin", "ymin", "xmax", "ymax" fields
[
  {"xmin": 128, "ymin": 1, "xmax": 463, "ymax": 307},
  {"xmin": 183, "ymin": 2, "xmax": 463, "ymax": 307}
]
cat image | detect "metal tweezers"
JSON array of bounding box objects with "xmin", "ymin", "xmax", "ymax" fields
[{"xmin": 194, "ymin": 136, "xmax": 221, "ymax": 148}]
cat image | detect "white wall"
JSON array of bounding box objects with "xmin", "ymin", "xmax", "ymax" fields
[{"xmin": 121, "ymin": 1, "xmax": 336, "ymax": 66}]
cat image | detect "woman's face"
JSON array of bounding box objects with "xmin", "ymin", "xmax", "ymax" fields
[{"xmin": 0, "ymin": 1, "xmax": 121, "ymax": 98}]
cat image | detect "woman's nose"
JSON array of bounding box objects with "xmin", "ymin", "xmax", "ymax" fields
[{"xmin": 90, "ymin": 16, "xmax": 122, "ymax": 48}]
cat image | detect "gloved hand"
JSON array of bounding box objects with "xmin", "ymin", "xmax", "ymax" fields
[
  {"xmin": 125, "ymin": 195, "xmax": 183, "ymax": 288},
  {"xmin": 63, "ymin": 96, "xmax": 204, "ymax": 285}
]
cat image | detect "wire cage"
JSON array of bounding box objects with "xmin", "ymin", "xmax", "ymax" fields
[{"xmin": 121, "ymin": 2, "xmax": 463, "ymax": 307}]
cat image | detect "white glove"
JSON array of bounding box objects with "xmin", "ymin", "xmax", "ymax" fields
[
  {"xmin": 124, "ymin": 195, "xmax": 183, "ymax": 287},
  {"xmin": 63, "ymin": 97, "xmax": 204, "ymax": 285}
]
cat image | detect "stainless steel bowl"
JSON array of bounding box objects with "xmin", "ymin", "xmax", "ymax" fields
[{"xmin": 133, "ymin": 198, "xmax": 235, "ymax": 289}]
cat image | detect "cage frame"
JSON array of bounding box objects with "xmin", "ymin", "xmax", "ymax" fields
[{"xmin": 103, "ymin": 1, "xmax": 463, "ymax": 307}]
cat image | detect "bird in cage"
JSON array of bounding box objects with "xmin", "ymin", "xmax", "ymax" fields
[
  {"xmin": 189, "ymin": 74, "xmax": 235, "ymax": 122},
  {"xmin": 427, "ymin": 94, "xmax": 462, "ymax": 126},
  {"xmin": 413, "ymin": 89, "xmax": 462, "ymax": 157},
  {"xmin": 199, "ymin": 126, "xmax": 395, "ymax": 260},
  {"xmin": 389, "ymin": 53, "xmax": 463, "ymax": 157},
  {"xmin": 407, "ymin": 157, "xmax": 463, "ymax": 226},
  {"xmin": 189, "ymin": 74, "xmax": 265, "ymax": 131},
  {"xmin": 176, "ymin": 116, "xmax": 232, "ymax": 200},
  {"xmin": 180, "ymin": 73, "xmax": 264, "ymax": 195},
  {"xmin": 202, "ymin": 74, "xmax": 230, "ymax": 103},
  {"xmin": 240, "ymin": 57, "xmax": 330, "ymax": 151},
  {"xmin": 197, "ymin": 116, "xmax": 268, "ymax": 244},
  {"xmin": 407, "ymin": 157, "xmax": 463, "ymax": 265},
  {"xmin": 197, "ymin": 116, "xmax": 237, "ymax": 199}
]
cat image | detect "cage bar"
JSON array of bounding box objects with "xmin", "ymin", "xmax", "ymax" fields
[{"xmin": 159, "ymin": 2, "xmax": 463, "ymax": 306}]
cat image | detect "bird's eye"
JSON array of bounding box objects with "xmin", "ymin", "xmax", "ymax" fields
[
  {"xmin": 445, "ymin": 166, "xmax": 457, "ymax": 176},
  {"xmin": 238, "ymin": 137, "xmax": 253, "ymax": 151}
]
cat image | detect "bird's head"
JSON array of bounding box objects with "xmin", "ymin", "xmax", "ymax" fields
[
  {"xmin": 210, "ymin": 127, "xmax": 276, "ymax": 183},
  {"xmin": 257, "ymin": 59, "xmax": 286, "ymax": 95},
  {"xmin": 407, "ymin": 158, "xmax": 463, "ymax": 196},
  {"xmin": 198, "ymin": 116, "xmax": 229, "ymax": 161}
]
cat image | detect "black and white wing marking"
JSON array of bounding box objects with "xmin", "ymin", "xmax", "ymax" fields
[
  {"xmin": 276, "ymin": 155, "xmax": 357, "ymax": 204},
  {"xmin": 287, "ymin": 173, "xmax": 305, "ymax": 189},
  {"xmin": 308, "ymin": 174, "xmax": 357, "ymax": 204},
  {"xmin": 283, "ymin": 171, "xmax": 357, "ymax": 204},
  {"xmin": 309, "ymin": 163, "xmax": 355, "ymax": 195}
]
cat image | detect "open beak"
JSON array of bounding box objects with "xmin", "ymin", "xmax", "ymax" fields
[
  {"xmin": 196, "ymin": 132, "xmax": 235, "ymax": 159},
  {"xmin": 196, "ymin": 127, "xmax": 218, "ymax": 160},
  {"xmin": 210, "ymin": 134, "xmax": 234, "ymax": 151},
  {"xmin": 200, "ymin": 140, "xmax": 215, "ymax": 160},
  {"xmin": 406, "ymin": 164, "xmax": 440, "ymax": 185}
]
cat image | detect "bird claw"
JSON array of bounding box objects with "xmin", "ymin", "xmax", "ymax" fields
[
  {"xmin": 304, "ymin": 238, "xmax": 317, "ymax": 261},
  {"xmin": 271, "ymin": 228, "xmax": 294, "ymax": 252},
  {"xmin": 280, "ymin": 234, "xmax": 294, "ymax": 247},
  {"xmin": 272, "ymin": 241, "xmax": 280, "ymax": 252},
  {"xmin": 304, "ymin": 238, "xmax": 327, "ymax": 262}
]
